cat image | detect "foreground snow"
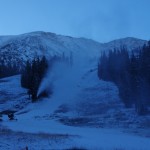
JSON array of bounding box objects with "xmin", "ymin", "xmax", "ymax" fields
[
  {"xmin": 1, "ymin": 121, "xmax": 150, "ymax": 150},
  {"xmin": 0, "ymin": 74, "xmax": 150, "ymax": 150},
  {"xmin": 1, "ymin": 115, "xmax": 150, "ymax": 150}
]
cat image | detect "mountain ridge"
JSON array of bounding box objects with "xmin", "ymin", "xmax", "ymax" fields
[
  {"xmin": 0, "ymin": 31, "xmax": 147, "ymax": 45},
  {"xmin": 0, "ymin": 31, "xmax": 147, "ymax": 66}
]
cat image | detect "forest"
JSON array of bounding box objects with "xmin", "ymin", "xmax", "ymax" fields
[
  {"xmin": 0, "ymin": 61, "xmax": 20, "ymax": 78},
  {"xmin": 21, "ymin": 56, "xmax": 49, "ymax": 101},
  {"xmin": 1, "ymin": 42, "xmax": 150, "ymax": 115},
  {"xmin": 98, "ymin": 42, "xmax": 150, "ymax": 115}
]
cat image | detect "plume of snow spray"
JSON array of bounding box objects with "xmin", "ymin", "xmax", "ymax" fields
[{"xmin": 37, "ymin": 52, "xmax": 92, "ymax": 112}]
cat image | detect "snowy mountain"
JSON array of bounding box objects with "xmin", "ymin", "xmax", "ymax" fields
[
  {"xmin": 0, "ymin": 31, "xmax": 147, "ymax": 66},
  {"xmin": 103, "ymin": 37, "xmax": 146, "ymax": 51},
  {"xmin": 0, "ymin": 32, "xmax": 150, "ymax": 149}
]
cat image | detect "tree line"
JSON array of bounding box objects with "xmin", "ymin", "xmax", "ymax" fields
[
  {"xmin": 0, "ymin": 61, "xmax": 20, "ymax": 78},
  {"xmin": 21, "ymin": 56, "xmax": 48, "ymax": 102},
  {"xmin": 98, "ymin": 42, "xmax": 150, "ymax": 115}
]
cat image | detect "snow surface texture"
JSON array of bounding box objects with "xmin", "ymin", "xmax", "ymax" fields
[
  {"xmin": 1, "ymin": 72, "xmax": 150, "ymax": 149},
  {"xmin": 0, "ymin": 32, "xmax": 149, "ymax": 149},
  {"xmin": 0, "ymin": 75, "xmax": 29, "ymax": 112}
]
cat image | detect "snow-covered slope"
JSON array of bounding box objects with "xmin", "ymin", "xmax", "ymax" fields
[
  {"xmin": 0, "ymin": 32, "xmax": 100, "ymax": 66},
  {"xmin": 0, "ymin": 32, "xmax": 149, "ymax": 149},
  {"xmin": 103, "ymin": 37, "xmax": 146, "ymax": 51},
  {"xmin": 1, "ymin": 74, "xmax": 150, "ymax": 150},
  {"xmin": 0, "ymin": 31, "xmax": 147, "ymax": 66}
]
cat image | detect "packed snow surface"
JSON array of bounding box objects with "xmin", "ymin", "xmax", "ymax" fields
[{"xmin": 0, "ymin": 72, "xmax": 150, "ymax": 149}]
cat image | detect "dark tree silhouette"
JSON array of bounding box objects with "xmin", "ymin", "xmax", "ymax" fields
[
  {"xmin": 98, "ymin": 43, "xmax": 150, "ymax": 115},
  {"xmin": 21, "ymin": 56, "xmax": 48, "ymax": 102}
]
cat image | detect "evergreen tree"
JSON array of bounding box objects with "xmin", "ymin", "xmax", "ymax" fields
[
  {"xmin": 21, "ymin": 56, "xmax": 49, "ymax": 102},
  {"xmin": 97, "ymin": 43, "xmax": 150, "ymax": 115}
]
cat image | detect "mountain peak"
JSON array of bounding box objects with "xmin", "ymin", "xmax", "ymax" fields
[
  {"xmin": 21, "ymin": 31, "xmax": 56, "ymax": 37},
  {"xmin": 108, "ymin": 37, "xmax": 146, "ymax": 43},
  {"xmin": 103, "ymin": 37, "xmax": 147, "ymax": 51},
  {"xmin": 0, "ymin": 31, "xmax": 147, "ymax": 67}
]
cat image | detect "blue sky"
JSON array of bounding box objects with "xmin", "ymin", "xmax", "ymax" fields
[{"xmin": 0, "ymin": 0, "xmax": 150, "ymax": 42}]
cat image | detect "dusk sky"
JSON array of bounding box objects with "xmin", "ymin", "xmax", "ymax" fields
[{"xmin": 0, "ymin": 0, "xmax": 150, "ymax": 42}]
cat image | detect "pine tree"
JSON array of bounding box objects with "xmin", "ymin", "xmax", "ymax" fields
[{"xmin": 21, "ymin": 56, "xmax": 49, "ymax": 102}]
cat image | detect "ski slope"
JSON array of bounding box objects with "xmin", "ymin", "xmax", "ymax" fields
[
  {"xmin": 0, "ymin": 32, "xmax": 149, "ymax": 149},
  {"xmin": 1, "ymin": 70, "xmax": 150, "ymax": 149}
]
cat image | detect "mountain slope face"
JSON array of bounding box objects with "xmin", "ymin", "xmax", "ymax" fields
[
  {"xmin": 0, "ymin": 31, "xmax": 147, "ymax": 66},
  {"xmin": 103, "ymin": 37, "xmax": 146, "ymax": 51}
]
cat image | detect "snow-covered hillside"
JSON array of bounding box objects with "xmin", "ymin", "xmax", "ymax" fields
[
  {"xmin": 103, "ymin": 37, "xmax": 146, "ymax": 51},
  {"xmin": 0, "ymin": 32, "xmax": 100, "ymax": 66},
  {"xmin": 0, "ymin": 31, "xmax": 147, "ymax": 66},
  {"xmin": 0, "ymin": 32, "xmax": 149, "ymax": 149},
  {"xmin": 1, "ymin": 73, "xmax": 150, "ymax": 149}
]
